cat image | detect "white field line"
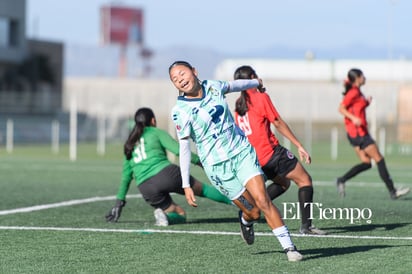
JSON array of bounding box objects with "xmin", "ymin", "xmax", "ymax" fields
[
  {"xmin": 1, "ymin": 179, "xmax": 410, "ymax": 216},
  {"xmin": 0, "ymin": 194, "xmax": 142, "ymax": 216},
  {"xmin": 0, "ymin": 226, "xmax": 410, "ymax": 240},
  {"xmin": 313, "ymin": 181, "xmax": 412, "ymax": 187}
]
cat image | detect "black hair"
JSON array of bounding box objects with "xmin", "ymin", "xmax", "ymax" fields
[
  {"xmin": 233, "ymin": 65, "xmax": 257, "ymax": 116},
  {"xmin": 343, "ymin": 68, "xmax": 363, "ymax": 95},
  {"xmin": 168, "ymin": 60, "xmax": 193, "ymax": 74},
  {"xmin": 124, "ymin": 107, "xmax": 155, "ymax": 160}
]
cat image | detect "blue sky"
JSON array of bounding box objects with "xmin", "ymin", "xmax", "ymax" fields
[{"xmin": 26, "ymin": 0, "xmax": 411, "ymax": 55}]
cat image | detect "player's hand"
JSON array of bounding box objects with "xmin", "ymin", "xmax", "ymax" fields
[
  {"xmin": 184, "ymin": 187, "xmax": 198, "ymax": 207},
  {"xmin": 105, "ymin": 199, "xmax": 126, "ymax": 222},
  {"xmin": 352, "ymin": 116, "xmax": 362, "ymax": 126},
  {"xmin": 257, "ymin": 78, "xmax": 266, "ymax": 92},
  {"xmin": 297, "ymin": 146, "xmax": 311, "ymax": 164}
]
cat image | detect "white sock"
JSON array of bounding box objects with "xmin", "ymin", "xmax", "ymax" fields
[
  {"xmin": 241, "ymin": 216, "xmax": 253, "ymax": 226},
  {"xmin": 272, "ymin": 225, "xmax": 294, "ymax": 250}
]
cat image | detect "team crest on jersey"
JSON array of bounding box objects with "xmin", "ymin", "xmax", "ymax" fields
[
  {"xmin": 208, "ymin": 86, "xmax": 220, "ymax": 96},
  {"xmin": 176, "ymin": 125, "xmax": 181, "ymax": 131},
  {"xmin": 287, "ymin": 150, "xmax": 294, "ymax": 159}
]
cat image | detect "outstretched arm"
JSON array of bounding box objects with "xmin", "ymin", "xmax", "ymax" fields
[
  {"xmin": 272, "ymin": 117, "xmax": 311, "ymax": 164},
  {"xmin": 226, "ymin": 79, "xmax": 263, "ymax": 93},
  {"xmin": 179, "ymin": 137, "xmax": 198, "ymax": 207}
]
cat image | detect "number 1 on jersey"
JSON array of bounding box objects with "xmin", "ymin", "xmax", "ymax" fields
[{"xmin": 133, "ymin": 138, "xmax": 147, "ymax": 163}]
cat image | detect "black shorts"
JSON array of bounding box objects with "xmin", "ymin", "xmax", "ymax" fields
[
  {"xmin": 347, "ymin": 133, "xmax": 375, "ymax": 150},
  {"xmin": 137, "ymin": 164, "xmax": 195, "ymax": 210},
  {"xmin": 262, "ymin": 145, "xmax": 298, "ymax": 179}
]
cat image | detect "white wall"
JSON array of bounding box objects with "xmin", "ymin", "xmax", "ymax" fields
[{"xmin": 64, "ymin": 76, "xmax": 403, "ymax": 132}]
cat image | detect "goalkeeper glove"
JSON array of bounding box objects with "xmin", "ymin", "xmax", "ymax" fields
[{"xmin": 105, "ymin": 199, "xmax": 126, "ymax": 222}]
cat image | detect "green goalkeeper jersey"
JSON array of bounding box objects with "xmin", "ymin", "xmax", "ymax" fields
[{"xmin": 116, "ymin": 126, "xmax": 200, "ymax": 200}]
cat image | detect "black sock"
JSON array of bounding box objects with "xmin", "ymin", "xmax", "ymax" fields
[
  {"xmin": 377, "ymin": 159, "xmax": 395, "ymax": 192},
  {"xmin": 267, "ymin": 183, "xmax": 287, "ymax": 200},
  {"xmin": 298, "ymin": 186, "xmax": 313, "ymax": 229},
  {"xmin": 339, "ymin": 162, "xmax": 372, "ymax": 183}
]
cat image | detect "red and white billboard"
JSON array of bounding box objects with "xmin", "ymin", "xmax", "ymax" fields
[{"xmin": 100, "ymin": 5, "xmax": 144, "ymax": 46}]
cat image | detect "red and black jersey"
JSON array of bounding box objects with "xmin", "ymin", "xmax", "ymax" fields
[
  {"xmin": 235, "ymin": 88, "xmax": 280, "ymax": 166},
  {"xmin": 341, "ymin": 86, "xmax": 369, "ymax": 137}
]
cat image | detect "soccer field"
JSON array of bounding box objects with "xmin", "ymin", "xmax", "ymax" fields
[{"xmin": 1, "ymin": 143, "xmax": 411, "ymax": 273}]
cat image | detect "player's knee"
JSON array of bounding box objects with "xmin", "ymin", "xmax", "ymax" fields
[
  {"xmin": 254, "ymin": 196, "xmax": 272, "ymax": 213},
  {"xmin": 284, "ymin": 179, "xmax": 291, "ymax": 190}
]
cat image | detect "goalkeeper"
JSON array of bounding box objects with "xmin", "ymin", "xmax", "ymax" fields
[{"xmin": 105, "ymin": 107, "xmax": 232, "ymax": 226}]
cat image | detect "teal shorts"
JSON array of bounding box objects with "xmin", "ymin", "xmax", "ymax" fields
[{"xmin": 203, "ymin": 145, "xmax": 263, "ymax": 200}]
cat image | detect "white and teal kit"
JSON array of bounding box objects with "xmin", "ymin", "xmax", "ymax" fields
[{"xmin": 172, "ymin": 79, "xmax": 263, "ymax": 199}]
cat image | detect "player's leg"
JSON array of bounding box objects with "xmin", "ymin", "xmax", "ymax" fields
[
  {"xmin": 364, "ymin": 143, "xmax": 410, "ymax": 199},
  {"xmin": 337, "ymin": 146, "xmax": 372, "ymax": 197},
  {"xmin": 285, "ymin": 162, "xmax": 326, "ymax": 235},
  {"xmin": 266, "ymin": 176, "xmax": 290, "ymax": 200},
  {"xmin": 139, "ymin": 165, "xmax": 187, "ymax": 226},
  {"xmin": 245, "ymin": 175, "xmax": 303, "ymax": 261},
  {"xmin": 191, "ymin": 179, "xmax": 233, "ymax": 205},
  {"xmin": 232, "ymin": 190, "xmax": 260, "ymax": 245}
]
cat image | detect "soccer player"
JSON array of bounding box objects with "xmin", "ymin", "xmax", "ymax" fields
[
  {"xmin": 233, "ymin": 65, "xmax": 326, "ymax": 235},
  {"xmin": 337, "ymin": 68, "xmax": 410, "ymax": 199},
  {"xmin": 169, "ymin": 61, "xmax": 303, "ymax": 262},
  {"xmin": 105, "ymin": 107, "xmax": 233, "ymax": 226}
]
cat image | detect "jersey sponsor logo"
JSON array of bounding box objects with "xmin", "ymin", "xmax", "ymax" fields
[
  {"xmin": 172, "ymin": 113, "xmax": 182, "ymax": 131},
  {"xmin": 208, "ymin": 105, "xmax": 224, "ymax": 123},
  {"xmin": 212, "ymin": 124, "xmax": 233, "ymax": 139},
  {"xmin": 208, "ymin": 86, "xmax": 220, "ymax": 96}
]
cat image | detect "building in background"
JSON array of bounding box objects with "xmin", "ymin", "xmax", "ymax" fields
[
  {"xmin": 100, "ymin": 4, "xmax": 152, "ymax": 78},
  {"xmin": 0, "ymin": 0, "xmax": 63, "ymax": 114}
]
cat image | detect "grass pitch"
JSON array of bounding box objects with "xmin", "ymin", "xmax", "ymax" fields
[{"xmin": 0, "ymin": 142, "xmax": 411, "ymax": 273}]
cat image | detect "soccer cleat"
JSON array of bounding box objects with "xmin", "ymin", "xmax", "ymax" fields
[
  {"xmin": 154, "ymin": 208, "xmax": 169, "ymax": 226},
  {"xmin": 299, "ymin": 226, "xmax": 327, "ymax": 235},
  {"xmin": 390, "ymin": 187, "xmax": 411, "ymax": 200},
  {"xmin": 336, "ymin": 178, "xmax": 345, "ymax": 198},
  {"xmin": 284, "ymin": 246, "xmax": 303, "ymax": 262},
  {"xmin": 238, "ymin": 211, "xmax": 254, "ymax": 245}
]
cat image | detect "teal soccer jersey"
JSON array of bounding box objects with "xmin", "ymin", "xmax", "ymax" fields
[{"xmin": 172, "ymin": 80, "xmax": 250, "ymax": 166}]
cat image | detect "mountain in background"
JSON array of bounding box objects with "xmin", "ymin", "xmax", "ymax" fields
[{"xmin": 65, "ymin": 43, "xmax": 412, "ymax": 79}]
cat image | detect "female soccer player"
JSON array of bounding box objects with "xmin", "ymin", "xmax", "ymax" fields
[
  {"xmin": 337, "ymin": 68, "xmax": 410, "ymax": 199},
  {"xmin": 233, "ymin": 65, "xmax": 325, "ymax": 235},
  {"xmin": 169, "ymin": 61, "xmax": 303, "ymax": 262},
  {"xmin": 105, "ymin": 107, "xmax": 232, "ymax": 226}
]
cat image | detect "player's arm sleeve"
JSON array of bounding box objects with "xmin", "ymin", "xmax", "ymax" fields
[
  {"xmin": 179, "ymin": 138, "xmax": 192, "ymax": 188},
  {"xmin": 158, "ymin": 128, "xmax": 200, "ymax": 164},
  {"xmin": 116, "ymin": 157, "xmax": 134, "ymax": 200},
  {"xmin": 224, "ymin": 79, "xmax": 260, "ymax": 93}
]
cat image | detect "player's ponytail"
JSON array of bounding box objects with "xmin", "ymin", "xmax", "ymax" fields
[
  {"xmin": 343, "ymin": 68, "xmax": 363, "ymax": 95},
  {"xmin": 124, "ymin": 107, "xmax": 155, "ymax": 160},
  {"xmin": 234, "ymin": 65, "xmax": 257, "ymax": 116}
]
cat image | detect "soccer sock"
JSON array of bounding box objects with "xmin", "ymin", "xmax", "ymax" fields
[
  {"xmin": 377, "ymin": 159, "xmax": 396, "ymax": 192},
  {"xmin": 298, "ymin": 186, "xmax": 313, "ymax": 229},
  {"xmin": 267, "ymin": 183, "xmax": 287, "ymax": 200},
  {"xmin": 272, "ymin": 225, "xmax": 294, "ymax": 250},
  {"xmin": 339, "ymin": 162, "xmax": 372, "ymax": 183},
  {"xmin": 166, "ymin": 212, "xmax": 186, "ymax": 224},
  {"xmin": 200, "ymin": 183, "xmax": 232, "ymax": 204},
  {"xmin": 241, "ymin": 215, "xmax": 254, "ymax": 226}
]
